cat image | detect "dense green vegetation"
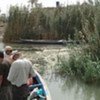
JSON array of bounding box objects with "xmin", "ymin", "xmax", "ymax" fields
[
  {"xmin": 57, "ymin": 47, "xmax": 100, "ymax": 83},
  {"xmin": 3, "ymin": 0, "xmax": 96, "ymax": 42},
  {"xmin": 54, "ymin": 1, "xmax": 100, "ymax": 83},
  {"xmin": 57, "ymin": 0, "xmax": 100, "ymax": 83}
]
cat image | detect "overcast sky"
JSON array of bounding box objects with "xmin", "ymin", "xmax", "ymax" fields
[{"xmin": 0, "ymin": 0, "xmax": 86, "ymax": 14}]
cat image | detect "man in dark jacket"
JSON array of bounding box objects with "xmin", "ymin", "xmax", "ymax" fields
[{"xmin": 0, "ymin": 51, "xmax": 12, "ymax": 100}]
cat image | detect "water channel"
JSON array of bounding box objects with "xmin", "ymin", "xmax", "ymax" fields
[{"xmin": 1, "ymin": 42, "xmax": 100, "ymax": 100}]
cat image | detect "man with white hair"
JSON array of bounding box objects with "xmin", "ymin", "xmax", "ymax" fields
[
  {"xmin": 7, "ymin": 51, "xmax": 36, "ymax": 100},
  {"xmin": 4, "ymin": 46, "xmax": 13, "ymax": 64},
  {"xmin": 4, "ymin": 46, "xmax": 13, "ymax": 58}
]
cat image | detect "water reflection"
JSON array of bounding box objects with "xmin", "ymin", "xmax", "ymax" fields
[{"xmin": 46, "ymin": 73, "xmax": 100, "ymax": 100}]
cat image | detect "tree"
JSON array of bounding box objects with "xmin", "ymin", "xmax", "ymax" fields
[{"xmin": 28, "ymin": 0, "xmax": 38, "ymax": 8}]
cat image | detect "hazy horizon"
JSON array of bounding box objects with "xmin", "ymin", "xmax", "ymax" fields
[{"xmin": 0, "ymin": 0, "xmax": 86, "ymax": 14}]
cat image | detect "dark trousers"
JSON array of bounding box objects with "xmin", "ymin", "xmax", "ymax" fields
[
  {"xmin": 12, "ymin": 84, "xmax": 29, "ymax": 100},
  {"xmin": 0, "ymin": 85, "xmax": 12, "ymax": 100}
]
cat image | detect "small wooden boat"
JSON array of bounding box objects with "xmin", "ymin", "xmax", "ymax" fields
[
  {"xmin": 14, "ymin": 39, "xmax": 67, "ymax": 45},
  {"xmin": 28, "ymin": 70, "xmax": 51, "ymax": 100}
]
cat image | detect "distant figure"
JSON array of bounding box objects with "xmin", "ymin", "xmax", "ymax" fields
[
  {"xmin": 0, "ymin": 51, "xmax": 12, "ymax": 100},
  {"xmin": 7, "ymin": 51, "xmax": 36, "ymax": 100}
]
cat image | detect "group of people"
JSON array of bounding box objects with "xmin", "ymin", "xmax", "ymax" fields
[{"xmin": 0, "ymin": 46, "xmax": 36, "ymax": 100}]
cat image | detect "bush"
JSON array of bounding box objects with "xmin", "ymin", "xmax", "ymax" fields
[{"xmin": 57, "ymin": 52, "xmax": 100, "ymax": 83}]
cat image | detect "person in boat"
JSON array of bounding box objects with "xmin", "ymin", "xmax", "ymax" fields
[
  {"xmin": 4, "ymin": 46, "xmax": 13, "ymax": 57},
  {"xmin": 7, "ymin": 51, "xmax": 36, "ymax": 100},
  {"xmin": 3, "ymin": 46, "xmax": 13, "ymax": 64},
  {"xmin": 0, "ymin": 51, "xmax": 12, "ymax": 100}
]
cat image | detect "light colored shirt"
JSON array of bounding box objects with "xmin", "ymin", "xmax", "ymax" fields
[{"xmin": 7, "ymin": 58, "xmax": 36, "ymax": 87}]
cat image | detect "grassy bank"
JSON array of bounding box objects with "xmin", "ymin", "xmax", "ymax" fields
[{"xmin": 57, "ymin": 33, "xmax": 100, "ymax": 84}]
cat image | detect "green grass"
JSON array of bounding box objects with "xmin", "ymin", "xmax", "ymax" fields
[{"xmin": 57, "ymin": 52, "xmax": 100, "ymax": 84}]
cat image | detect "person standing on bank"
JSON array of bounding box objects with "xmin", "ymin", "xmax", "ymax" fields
[
  {"xmin": 7, "ymin": 51, "xmax": 36, "ymax": 100},
  {"xmin": 0, "ymin": 51, "xmax": 12, "ymax": 100}
]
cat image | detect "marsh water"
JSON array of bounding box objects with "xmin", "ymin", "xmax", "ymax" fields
[{"xmin": 1, "ymin": 42, "xmax": 100, "ymax": 100}]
